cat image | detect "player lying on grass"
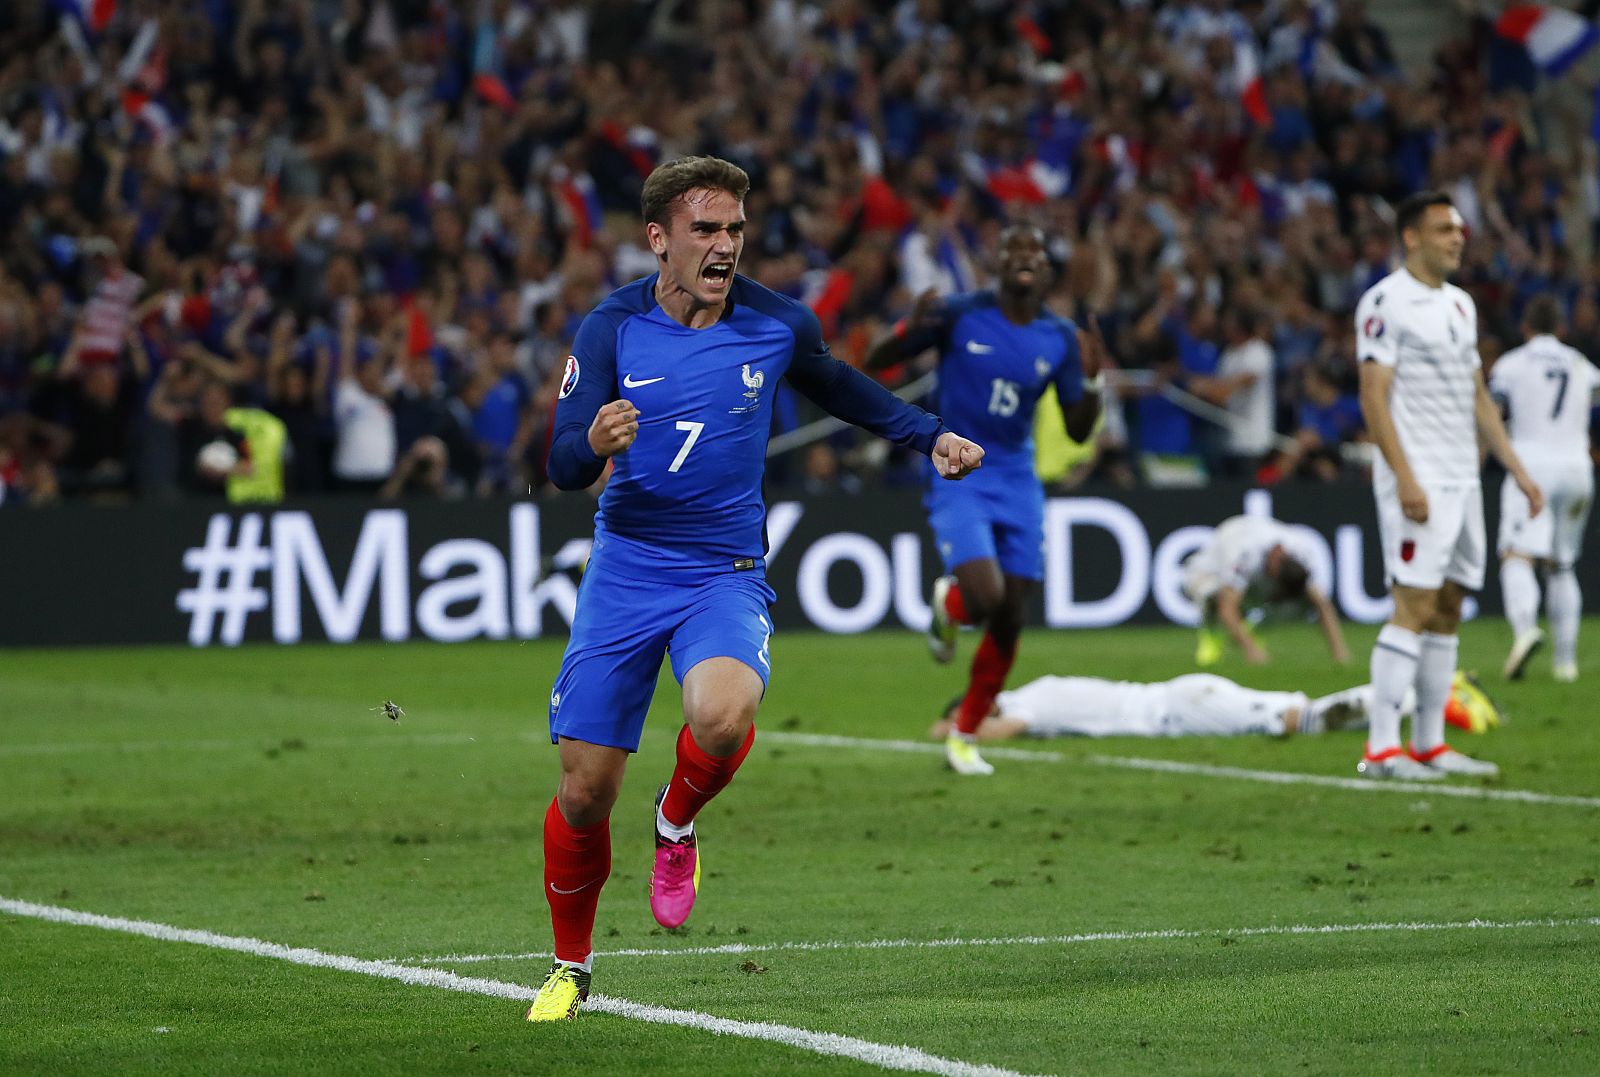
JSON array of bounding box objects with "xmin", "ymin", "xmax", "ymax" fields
[
  {"xmin": 1181, "ymin": 515, "xmax": 1350, "ymax": 668},
  {"xmin": 927, "ymin": 671, "xmax": 1500, "ymax": 743}
]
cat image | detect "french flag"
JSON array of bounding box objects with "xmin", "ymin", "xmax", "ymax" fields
[
  {"xmin": 54, "ymin": 0, "xmax": 116, "ymax": 34},
  {"xmin": 1235, "ymin": 37, "xmax": 1271, "ymax": 128},
  {"xmin": 1495, "ymin": 4, "xmax": 1600, "ymax": 78}
]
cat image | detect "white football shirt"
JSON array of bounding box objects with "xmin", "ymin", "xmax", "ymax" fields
[
  {"xmin": 1487, "ymin": 334, "xmax": 1600, "ymax": 468},
  {"xmin": 1202, "ymin": 515, "xmax": 1316, "ymax": 593},
  {"xmin": 1354, "ymin": 267, "xmax": 1481, "ymax": 487}
]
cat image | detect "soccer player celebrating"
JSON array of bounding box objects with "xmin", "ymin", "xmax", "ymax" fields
[
  {"xmin": 1489, "ymin": 296, "xmax": 1599, "ymax": 682},
  {"xmin": 866, "ymin": 226, "xmax": 1102, "ymax": 777},
  {"xmin": 525, "ymin": 157, "xmax": 984, "ymax": 1021},
  {"xmin": 1182, "ymin": 514, "xmax": 1350, "ymax": 667},
  {"xmin": 1354, "ymin": 190, "xmax": 1543, "ymax": 781}
]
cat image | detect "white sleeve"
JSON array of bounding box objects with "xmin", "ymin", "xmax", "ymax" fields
[
  {"xmin": 1354, "ymin": 288, "xmax": 1398, "ymax": 367},
  {"xmin": 1487, "ymin": 354, "xmax": 1510, "ymax": 395}
]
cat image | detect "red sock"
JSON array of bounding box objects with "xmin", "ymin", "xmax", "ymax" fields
[
  {"xmin": 943, "ymin": 580, "xmax": 970, "ymax": 625},
  {"xmin": 956, "ymin": 633, "xmax": 1016, "ymax": 735},
  {"xmin": 543, "ymin": 797, "xmax": 610, "ymax": 965},
  {"xmin": 660, "ymin": 723, "xmax": 756, "ymax": 829}
]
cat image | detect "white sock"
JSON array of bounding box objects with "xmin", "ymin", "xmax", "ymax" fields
[
  {"xmin": 1548, "ymin": 568, "xmax": 1581, "ymax": 667},
  {"xmin": 1306, "ymin": 685, "xmax": 1371, "ymax": 730},
  {"xmin": 1412, "ymin": 631, "xmax": 1458, "ymax": 754},
  {"xmin": 656, "ymin": 802, "xmax": 694, "ymax": 842},
  {"xmin": 556, "ymin": 952, "xmax": 594, "ymax": 973},
  {"xmin": 1499, "ymin": 557, "xmax": 1540, "ymax": 640},
  {"xmin": 1368, "ymin": 624, "xmax": 1420, "ymax": 756},
  {"xmin": 1286, "ymin": 692, "xmax": 1314, "ymax": 734}
]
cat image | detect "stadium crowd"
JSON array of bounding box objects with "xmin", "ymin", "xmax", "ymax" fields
[{"xmin": 0, "ymin": 0, "xmax": 1593, "ymax": 505}]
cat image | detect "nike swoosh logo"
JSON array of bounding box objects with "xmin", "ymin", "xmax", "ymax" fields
[
  {"xmin": 683, "ymin": 777, "xmax": 712, "ymax": 795},
  {"xmin": 549, "ymin": 879, "xmax": 598, "ymax": 895},
  {"xmin": 965, "ymin": 341, "xmax": 995, "ymax": 354},
  {"xmin": 623, "ymin": 374, "xmax": 665, "ymax": 388}
]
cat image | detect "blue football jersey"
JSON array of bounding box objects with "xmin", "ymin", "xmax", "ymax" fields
[
  {"xmin": 913, "ymin": 292, "xmax": 1084, "ymax": 475},
  {"xmin": 548, "ymin": 275, "xmax": 946, "ymax": 572}
]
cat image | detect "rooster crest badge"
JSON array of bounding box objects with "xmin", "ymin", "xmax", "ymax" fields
[{"xmin": 730, "ymin": 362, "xmax": 765, "ymax": 414}]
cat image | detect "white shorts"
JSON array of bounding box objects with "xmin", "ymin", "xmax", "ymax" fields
[
  {"xmin": 1498, "ymin": 461, "xmax": 1593, "ymax": 568},
  {"xmin": 1374, "ymin": 478, "xmax": 1486, "ymax": 591},
  {"xmin": 1180, "ymin": 554, "xmax": 1224, "ymax": 605}
]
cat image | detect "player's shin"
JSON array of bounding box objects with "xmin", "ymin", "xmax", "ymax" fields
[
  {"xmin": 659, "ymin": 723, "xmax": 756, "ymax": 834},
  {"xmin": 543, "ymin": 798, "xmax": 611, "ymax": 969},
  {"xmin": 1367, "ymin": 624, "xmax": 1420, "ymax": 756},
  {"xmin": 956, "ymin": 633, "xmax": 1016, "ymax": 736},
  {"xmin": 1411, "ymin": 632, "xmax": 1458, "ymax": 755},
  {"xmin": 1547, "ymin": 568, "xmax": 1581, "ymax": 670},
  {"xmin": 1500, "ymin": 557, "xmax": 1540, "ymax": 640}
]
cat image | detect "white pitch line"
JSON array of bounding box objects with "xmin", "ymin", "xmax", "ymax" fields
[
  {"xmin": 1089, "ymin": 755, "xmax": 1600, "ymax": 809},
  {"xmin": 763, "ymin": 731, "xmax": 1600, "ymax": 809},
  {"xmin": 11, "ymin": 727, "xmax": 1598, "ymax": 809},
  {"xmin": 763, "ymin": 731, "xmax": 1065, "ymax": 763},
  {"xmin": 402, "ymin": 915, "xmax": 1600, "ymax": 966},
  {"xmin": 0, "ymin": 896, "xmax": 1040, "ymax": 1077}
]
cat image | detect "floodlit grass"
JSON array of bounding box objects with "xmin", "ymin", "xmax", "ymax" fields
[{"xmin": 3, "ymin": 622, "xmax": 1598, "ymax": 1074}]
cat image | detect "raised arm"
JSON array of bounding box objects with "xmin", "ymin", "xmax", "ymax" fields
[
  {"xmin": 1060, "ymin": 316, "xmax": 1106, "ymax": 443},
  {"xmin": 864, "ymin": 289, "xmax": 944, "ymax": 372}
]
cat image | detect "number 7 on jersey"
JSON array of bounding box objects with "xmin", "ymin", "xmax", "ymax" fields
[{"xmin": 669, "ymin": 420, "xmax": 705, "ymax": 473}]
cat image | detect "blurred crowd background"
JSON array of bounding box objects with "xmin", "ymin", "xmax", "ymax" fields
[{"xmin": 2, "ymin": 0, "xmax": 1598, "ymax": 506}]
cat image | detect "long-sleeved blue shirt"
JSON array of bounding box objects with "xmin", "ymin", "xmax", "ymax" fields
[{"xmin": 548, "ymin": 274, "xmax": 947, "ymax": 572}]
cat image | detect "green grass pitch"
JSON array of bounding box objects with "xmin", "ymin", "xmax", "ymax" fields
[{"xmin": 3, "ymin": 621, "xmax": 1598, "ymax": 1075}]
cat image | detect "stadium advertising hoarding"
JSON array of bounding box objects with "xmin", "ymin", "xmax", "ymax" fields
[{"xmin": 0, "ymin": 483, "xmax": 1563, "ymax": 647}]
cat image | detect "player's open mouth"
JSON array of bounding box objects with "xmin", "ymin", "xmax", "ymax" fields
[{"xmin": 703, "ymin": 263, "xmax": 733, "ymax": 287}]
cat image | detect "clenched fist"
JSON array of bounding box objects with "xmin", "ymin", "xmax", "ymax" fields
[
  {"xmin": 932, "ymin": 431, "xmax": 984, "ymax": 479},
  {"xmin": 589, "ymin": 399, "xmax": 641, "ymax": 457}
]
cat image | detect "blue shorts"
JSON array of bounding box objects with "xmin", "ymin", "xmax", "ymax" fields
[
  {"xmin": 548, "ymin": 560, "xmax": 776, "ymax": 752},
  {"xmin": 927, "ymin": 472, "xmax": 1045, "ymax": 580}
]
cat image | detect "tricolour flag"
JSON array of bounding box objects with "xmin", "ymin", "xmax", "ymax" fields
[
  {"xmin": 1495, "ymin": 4, "xmax": 1600, "ymax": 78},
  {"xmin": 1235, "ymin": 37, "xmax": 1271, "ymax": 127},
  {"xmin": 54, "ymin": 0, "xmax": 116, "ymax": 34}
]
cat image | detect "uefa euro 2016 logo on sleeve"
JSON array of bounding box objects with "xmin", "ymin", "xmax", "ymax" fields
[{"xmin": 559, "ymin": 355, "xmax": 580, "ymax": 398}]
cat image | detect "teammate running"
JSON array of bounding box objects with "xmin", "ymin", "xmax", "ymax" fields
[
  {"xmin": 527, "ymin": 156, "xmax": 984, "ymax": 1020},
  {"xmin": 866, "ymin": 226, "xmax": 1102, "ymax": 776},
  {"xmin": 1488, "ymin": 295, "xmax": 1599, "ymax": 682},
  {"xmin": 1354, "ymin": 190, "xmax": 1542, "ymax": 781}
]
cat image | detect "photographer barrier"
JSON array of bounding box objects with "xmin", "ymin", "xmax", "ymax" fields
[{"xmin": 2, "ymin": 482, "xmax": 1581, "ymax": 648}]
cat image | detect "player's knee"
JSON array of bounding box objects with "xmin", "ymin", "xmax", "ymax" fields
[
  {"xmin": 685, "ymin": 701, "xmax": 756, "ymax": 755},
  {"xmin": 963, "ymin": 587, "xmax": 1004, "ymax": 625},
  {"xmin": 556, "ymin": 772, "xmax": 622, "ymax": 826}
]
